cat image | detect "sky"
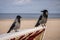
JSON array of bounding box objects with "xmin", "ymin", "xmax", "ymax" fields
[{"xmin": 0, "ymin": 0, "xmax": 60, "ymax": 13}]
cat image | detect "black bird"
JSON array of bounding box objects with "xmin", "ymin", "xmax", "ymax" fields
[
  {"xmin": 7, "ymin": 15, "xmax": 22, "ymax": 33},
  {"xmin": 35, "ymin": 10, "xmax": 48, "ymax": 27}
]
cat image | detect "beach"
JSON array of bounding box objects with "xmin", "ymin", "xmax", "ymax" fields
[{"xmin": 0, "ymin": 18, "xmax": 60, "ymax": 40}]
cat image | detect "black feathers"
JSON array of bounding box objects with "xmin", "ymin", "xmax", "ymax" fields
[
  {"xmin": 7, "ymin": 22, "xmax": 16, "ymax": 33},
  {"xmin": 35, "ymin": 10, "xmax": 48, "ymax": 27},
  {"xmin": 7, "ymin": 15, "xmax": 22, "ymax": 33},
  {"xmin": 35, "ymin": 15, "xmax": 42, "ymax": 27}
]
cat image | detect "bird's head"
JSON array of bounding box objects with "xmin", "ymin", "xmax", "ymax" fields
[
  {"xmin": 16, "ymin": 15, "xmax": 22, "ymax": 23},
  {"xmin": 16, "ymin": 15, "xmax": 22, "ymax": 19},
  {"xmin": 41, "ymin": 10, "xmax": 48, "ymax": 15}
]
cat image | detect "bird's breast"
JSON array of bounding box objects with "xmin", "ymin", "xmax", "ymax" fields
[{"xmin": 14, "ymin": 22, "xmax": 20, "ymax": 29}]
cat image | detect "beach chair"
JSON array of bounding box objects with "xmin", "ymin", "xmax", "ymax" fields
[{"xmin": 0, "ymin": 26, "xmax": 45, "ymax": 40}]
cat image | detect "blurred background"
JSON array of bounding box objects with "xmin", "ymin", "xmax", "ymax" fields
[{"xmin": 0, "ymin": 0, "xmax": 60, "ymax": 40}]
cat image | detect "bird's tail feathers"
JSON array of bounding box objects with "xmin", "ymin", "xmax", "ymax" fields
[
  {"xmin": 35, "ymin": 22, "xmax": 40, "ymax": 27},
  {"xmin": 7, "ymin": 29, "xmax": 12, "ymax": 33}
]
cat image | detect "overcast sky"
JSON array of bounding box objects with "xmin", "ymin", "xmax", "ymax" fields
[{"xmin": 0, "ymin": 0, "xmax": 60, "ymax": 13}]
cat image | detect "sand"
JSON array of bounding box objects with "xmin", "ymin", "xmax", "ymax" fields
[{"xmin": 0, "ymin": 18, "xmax": 60, "ymax": 40}]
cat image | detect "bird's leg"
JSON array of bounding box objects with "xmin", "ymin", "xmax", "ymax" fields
[
  {"xmin": 42, "ymin": 24, "xmax": 46, "ymax": 27},
  {"xmin": 42, "ymin": 24, "xmax": 44, "ymax": 27},
  {"xmin": 44, "ymin": 24, "xmax": 46, "ymax": 27},
  {"xmin": 15, "ymin": 29, "xmax": 18, "ymax": 32}
]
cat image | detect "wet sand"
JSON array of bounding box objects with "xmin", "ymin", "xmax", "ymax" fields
[{"xmin": 0, "ymin": 18, "xmax": 60, "ymax": 40}]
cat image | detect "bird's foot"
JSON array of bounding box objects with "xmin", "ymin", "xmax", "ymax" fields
[
  {"xmin": 15, "ymin": 30, "xmax": 19, "ymax": 32},
  {"xmin": 42, "ymin": 25, "xmax": 46, "ymax": 27},
  {"xmin": 42, "ymin": 25, "xmax": 44, "ymax": 27}
]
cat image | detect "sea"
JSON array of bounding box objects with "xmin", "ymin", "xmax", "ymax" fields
[{"xmin": 0, "ymin": 13, "xmax": 60, "ymax": 19}]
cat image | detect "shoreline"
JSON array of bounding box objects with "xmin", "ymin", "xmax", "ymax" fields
[{"xmin": 0, "ymin": 18, "xmax": 60, "ymax": 20}]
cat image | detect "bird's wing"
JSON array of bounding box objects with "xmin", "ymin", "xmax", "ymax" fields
[
  {"xmin": 10, "ymin": 22, "xmax": 16, "ymax": 30},
  {"xmin": 39, "ymin": 15, "xmax": 42, "ymax": 21},
  {"xmin": 7, "ymin": 22, "xmax": 16, "ymax": 33},
  {"xmin": 35, "ymin": 15, "xmax": 42, "ymax": 27}
]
